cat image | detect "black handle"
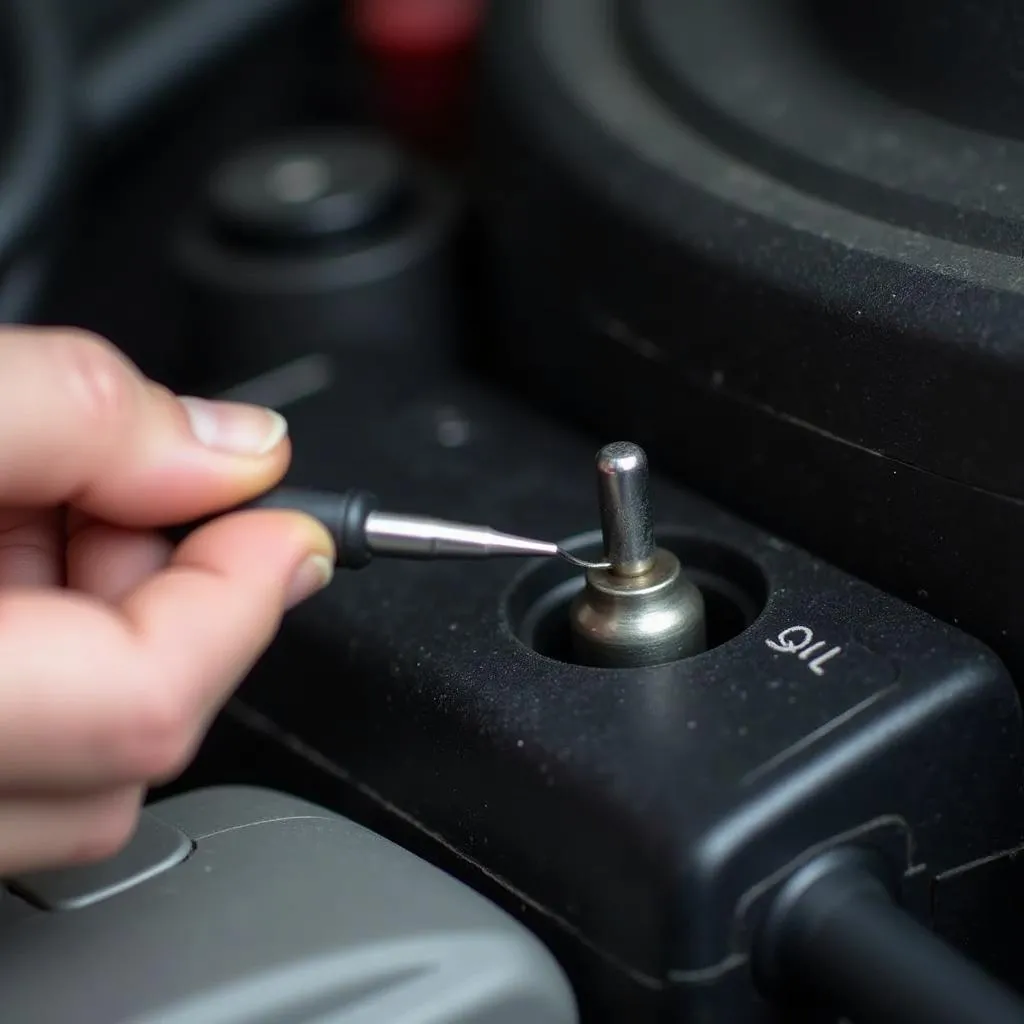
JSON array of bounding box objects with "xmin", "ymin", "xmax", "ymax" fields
[{"xmin": 164, "ymin": 486, "xmax": 380, "ymax": 569}]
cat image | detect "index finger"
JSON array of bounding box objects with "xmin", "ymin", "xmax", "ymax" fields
[{"xmin": 0, "ymin": 327, "xmax": 291, "ymax": 524}]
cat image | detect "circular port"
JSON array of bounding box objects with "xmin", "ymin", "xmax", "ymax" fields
[{"xmin": 504, "ymin": 530, "xmax": 767, "ymax": 666}]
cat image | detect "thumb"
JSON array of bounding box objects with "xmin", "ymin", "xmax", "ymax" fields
[
  {"xmin": 0, "ymin": 327, "xmax": 291, "ymax": 525},
  {"xmin": 0, "ymin": 509, "xmax": 336, "ymax": 793}
]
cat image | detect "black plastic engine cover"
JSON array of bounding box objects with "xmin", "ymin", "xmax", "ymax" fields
[
  {"xmin": 230, "ymin": 354, "xmax": 1024, "ymax": 1023},
  {"xmin": 473, "ymin": 0, "xmax": 1024, "ymax": 682}
]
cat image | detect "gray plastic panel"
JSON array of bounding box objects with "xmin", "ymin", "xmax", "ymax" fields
[
  {"xmin": 149, "ymin": 783, "xmax": 333, "ymax": 838},
  {"xmin": 9, "ymin": 811, "xmax": 192, "ymax": 910},
  {"xmin": 0, "ymin": 786, "xmax": 577, "ymax": 1024}
]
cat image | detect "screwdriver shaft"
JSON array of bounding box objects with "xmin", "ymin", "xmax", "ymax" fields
[
  {"xmin": 169, "ymin": 486, "xmax": 611, "ymax": 569},
  {"xmin": 365, "ymin": 512, "xmax": 560, "ymax": 560}
]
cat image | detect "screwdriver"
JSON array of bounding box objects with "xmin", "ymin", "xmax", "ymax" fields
[{"xmin": 168, "ymin": 486, "xmax": 610, "ymax": 570}]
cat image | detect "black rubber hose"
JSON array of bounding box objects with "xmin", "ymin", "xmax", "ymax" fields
[
  {"xmin": 82, "ymin": 0, "xmax": 319, "ymax": 143},
  {"xmin": 0, "ymin": 0, "xmax": 318, "ymax": 321},
  {"xmin": 0, "ymin": 0, "xmax": 74, "ymax": 280},
  {"xmin": 755, "ymin": 847, "xmax": 1024, "ymax": 1024}
]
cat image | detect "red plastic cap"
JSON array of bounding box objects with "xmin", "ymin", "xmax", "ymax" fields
[
  {"xmin": 353, "ymin": 0, "xmax": 482, "ymax": 52},
  {"xmin": 351, "ymin": 0, "xmax": 484, "ymax": 154}
]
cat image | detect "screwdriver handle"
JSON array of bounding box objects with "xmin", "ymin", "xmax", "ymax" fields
[{"xmin": 165, "ymin": 487, "xmax": 380, "ymax": 569}]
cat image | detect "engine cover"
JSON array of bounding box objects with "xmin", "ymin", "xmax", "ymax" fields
[{"xmin": 475, "ymin": 0, "xmax": 1024, "ymax": 679}]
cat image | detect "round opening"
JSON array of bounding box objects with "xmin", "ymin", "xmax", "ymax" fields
[{"xmin": 504, "ymin": 529, "xmax": 768, "ymax": 666}]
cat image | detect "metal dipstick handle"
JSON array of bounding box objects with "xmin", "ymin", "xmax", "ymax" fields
[{"xmin": 596, "ymin": 441, "xmax": 656, "ymax": 576}]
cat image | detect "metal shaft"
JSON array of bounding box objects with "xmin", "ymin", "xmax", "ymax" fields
[
  {"xmin": 365, "ymin": 511, "xmax": 561, "ymax": 560},
  {"xmin": 595, "ymin": 442, "xmax": 656, "ymax": 576}
]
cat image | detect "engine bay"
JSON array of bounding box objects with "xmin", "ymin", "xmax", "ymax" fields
[{"xmin": 2, "ymin": 3, "xmax": 1024, "ymax": 1022}]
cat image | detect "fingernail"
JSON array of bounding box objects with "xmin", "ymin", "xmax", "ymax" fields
[
  {"xmin": 286, "ymin": 554, "xmax": 334, "ymax": 609},
  {"xmin": 180, "ymin": 397, "xmax": 288, "ymax": 456}
]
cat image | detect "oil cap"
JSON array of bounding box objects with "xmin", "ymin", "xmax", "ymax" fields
[{"xmin": 206, "ymin": 133, "xmax": 409, "ymax": 249}]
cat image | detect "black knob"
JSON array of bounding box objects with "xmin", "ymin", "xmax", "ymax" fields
[
  {"xmin": 207, "ymin": 133, "xmax": 408, "ymax": 248},
  {"xmin": 174, "ymin": 129, "xmax": 460, "ymax": 393}
]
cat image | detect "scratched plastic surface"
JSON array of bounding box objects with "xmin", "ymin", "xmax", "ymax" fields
[{"xmin": 236, "ymin": 351, "xmax": 1023, "ymax": 1024}]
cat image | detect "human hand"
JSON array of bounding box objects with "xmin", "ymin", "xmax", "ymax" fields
[{"xmin": 0, "ymin": 328, "xmax": 336, "ymax": 877}]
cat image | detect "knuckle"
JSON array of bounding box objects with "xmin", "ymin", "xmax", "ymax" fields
[
  {"xmin": 50, "ymin": 330, "xmax": 137, "ymax": 433},
  {"xmin": 146, "ymin": 733, "xmax": 199, "ymax": 784},
  {"xmin": 115, "ymin": 684, "xmax": 199, "ymax": 782},
  {"xmin": 71, "ymin": 793, "xmax": 141, "ymax": 864}
]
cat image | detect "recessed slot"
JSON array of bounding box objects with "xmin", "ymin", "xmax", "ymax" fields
[{"xmin": 505, "ymin": 530, "xmax": 768, "ymax": 666}]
